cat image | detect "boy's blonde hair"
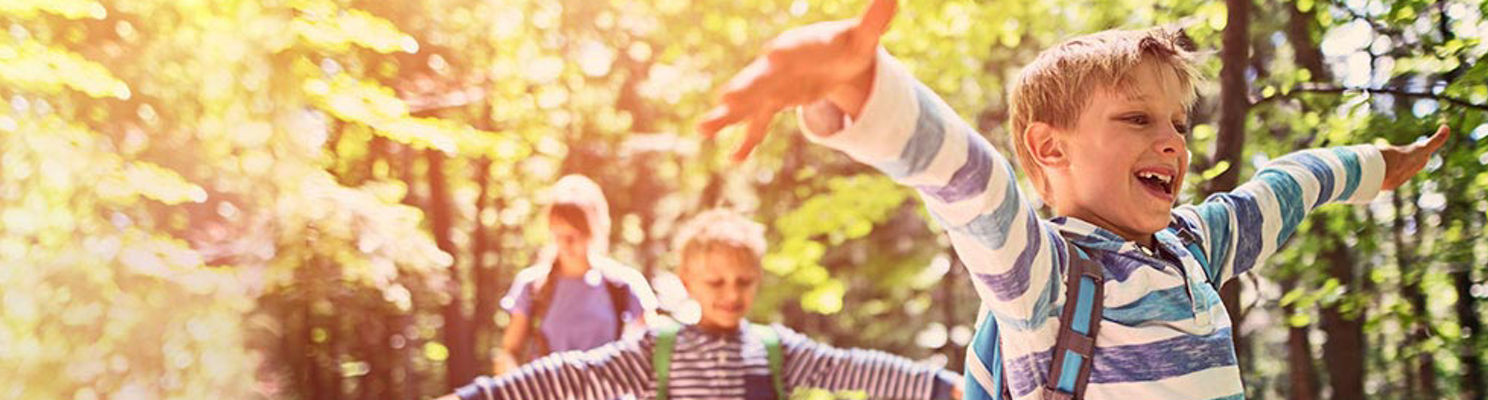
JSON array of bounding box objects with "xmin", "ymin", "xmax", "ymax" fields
[
  {"xmin": 1008, "ymin": 27, "xmax": 1201, "ymax": 201},
  {"xmin": 672, "ymin": 209, "xmax": 767, "ymax": 271}
]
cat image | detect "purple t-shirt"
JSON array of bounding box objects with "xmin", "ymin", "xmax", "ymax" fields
[{"xmin": 502, "ymin": 267, "xmax": 649, "ymax": 353}]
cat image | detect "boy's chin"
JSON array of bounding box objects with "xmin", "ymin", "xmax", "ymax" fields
[
  {"xmin": 1117, "ymin": 215, "xmax": 1170, "ymax": 238},
  {"xmin": 700, "ymin": 315, "xmax": 744, "ymax": 331}
]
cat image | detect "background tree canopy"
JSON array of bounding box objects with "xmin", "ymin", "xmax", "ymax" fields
[{"xmin": 2, "ymin": 0, "xmax": 1486, "ymax": 399}]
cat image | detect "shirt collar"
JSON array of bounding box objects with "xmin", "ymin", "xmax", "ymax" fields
[{"xmin": 1050, "ymin": 216, "xmax": 1191, "ymax": 268}]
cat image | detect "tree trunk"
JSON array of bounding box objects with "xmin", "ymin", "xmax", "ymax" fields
[
  {"xmin": 1281, "ymin": 9, "xmax": 1331, "ymax": 400},
  {"xmin": 1318, "ymin": 227, "xmax": 1365, "ymax": 400},
  {"xmin": 470, "ymin": 158, "xmax": 499, "ymax": 370},
  {"xmin": 1457, "ymin": 262, "xmax": 1484, "ymax": 400},
  {"xmin": 1399, "ymin": 187, "xmax": 1438, "ymax": 398},
  {"xmin": 1434, "ymin": 5, "xmax": 1478, "ymax": 396},
  {"xmin": 288, "ymin": 293, "xmax": 312, "ymax": 400},
  {"xmin": 361, "ymin": 315, "xmax": 387, "ymax": 400},
  {"xmin": 1213, "ymin": 0, "xmax": 1252, "ymax": 383},
  {"xmin": 1284, "ymin": 5, "xmax": 1332, "ymax": 83},
  {"xmin": 328, "ymin": 304, "xmax": 345, "ymax": 400},
  {"xmin": 397, "ymin": 143, "xmax": 420, "ymax": 208},
  {"xmin": 306, "ymin": 299, "xmax": 323, "ymax": 400},
  {"xmin": 1281, "ymin": 275, "xmax": 1319, "ymax": 400},
  {"xmin": 628, "ymin": 155, "xmax": 663, "ymax": 276},
  {"xmin": 426, "ymin": 149, "xmax": 476, "ymax": 390},
  {"xmin": 1462, "ymin": 201, "xmax": 1488, "ymax": 400}
]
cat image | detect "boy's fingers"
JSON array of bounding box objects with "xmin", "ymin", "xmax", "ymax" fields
[
  {"xmin": 719, "ymin": 58, "xmax": 774, "ymax": 101},
  {"xmin": 1423, "ymin": 124, "xmax": 1450, "ymax": 152},
  {"xmin": 730, "ymin": 111, "xmax": 775, "ymax": 161},
  {"xmin": 698, "ymin": 105, "xmax": 751, "ymax": 139},
  {"xmin": 854, "ymin": 0, "xmax": 897, "ymax": 43}
]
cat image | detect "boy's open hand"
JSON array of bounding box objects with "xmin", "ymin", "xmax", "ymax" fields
[
  {"xmin": 696, "ymin": 0, "xmax": 898, "ymax": 161},
  {"xmin": 1380, "ymin": 124, "xmax": 1450, "ymax": 191}
]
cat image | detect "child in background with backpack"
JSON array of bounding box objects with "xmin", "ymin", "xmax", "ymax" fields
[
  {"xmin": 492, "ymin": 175, "xmax": 658, "ymax": 374},
  {"xmin": 696, "ymin": 0, "xmax": 1449, "ymax": 398},
  {"xmin": 441, "ymin": 209, "xmax": 962, "ymax": 400}
]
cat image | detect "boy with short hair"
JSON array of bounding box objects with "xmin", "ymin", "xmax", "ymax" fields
[
  {"xmin": 441, "ymin": 209, "xmax": 962, "ymax": 400},
  {"xmin": 697, "ymin": 1, "xmax": 1448, "ymax": 398}
]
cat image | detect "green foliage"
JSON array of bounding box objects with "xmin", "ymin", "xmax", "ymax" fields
[{"xmin": 4, "ymin": 0, "xmax": 1488, "ymax": 398}]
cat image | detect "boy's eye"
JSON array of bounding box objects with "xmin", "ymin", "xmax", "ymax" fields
[
  {"xmin": 1174, "ymin": 122, "xmax": 1190, "ymax": 134},
  {"xmin": 1123, "ymin": 114, "xmax": 1150, "ymax": 125}
]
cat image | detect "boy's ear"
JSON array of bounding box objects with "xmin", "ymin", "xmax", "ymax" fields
[
  {"xmin": 675, "ymin": 262, "xmax": 691, "ymax": 291},
  {"xmin": 1024, "ymin": 122, "xmax": 1069, "ymax": 170}
]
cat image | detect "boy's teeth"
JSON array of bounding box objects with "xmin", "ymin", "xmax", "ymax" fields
[{"xmin": 1137, "ymin": 171, "xmax": 1172, "ymax": 184}]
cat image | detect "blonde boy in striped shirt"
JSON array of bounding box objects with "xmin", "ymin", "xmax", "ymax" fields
[{"xmin": 697, "ymin": 0, "xmax": 1449, "ymax": 398}]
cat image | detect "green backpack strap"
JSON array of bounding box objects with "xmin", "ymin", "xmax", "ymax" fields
[
  {"xmin": 750, "ymin": 324, "xmax": 787, "ymax": 399},
  {"xmin": 653, "ymin": 322, "xmax": 682, "ymax": 400}
]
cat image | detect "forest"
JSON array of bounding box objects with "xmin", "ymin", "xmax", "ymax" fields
[{"xmin": 2, "ymin": 0, "xmax": 1487, "ymax": 399}]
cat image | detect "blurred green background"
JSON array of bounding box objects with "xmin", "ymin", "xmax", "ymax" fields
[{"xmin": 2, "ymin": 0, "xmax": 1487, "ymax": 399}]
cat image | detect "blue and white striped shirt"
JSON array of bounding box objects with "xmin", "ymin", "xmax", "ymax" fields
[
  {"xmin": 797, "ymin": 50, "xmax": 1386, "ymax": 400},
  {"xmin": 455, "ymin": 321, "xmax": 957, "ymax": 399}
]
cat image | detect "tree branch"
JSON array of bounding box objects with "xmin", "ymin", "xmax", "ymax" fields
[{"xmin": 1250, "ymin": 83, "xmax": 1488, "ymax": 111}]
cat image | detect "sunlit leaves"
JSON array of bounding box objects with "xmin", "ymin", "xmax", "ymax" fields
[
  {"xmin": 0, "ymin": 40, "xmax": 130, "ymax": 99},
  {"xmin": 303, "ymin": 73, "xmax": 531, "ymax": 160},
  {"xmin": 304, "ymin": 74, "xmax": 457, "ymax": 153},
  {"xmin": 0, "ymin": 111, "xmax": 255, "ymax": 398},
  {"xmin": 291, "ymin": 2, "xmax": 419, "ymax": 54},
  {"xmin": 100, "ymin": 162, "xmax": 209, "ymax": 205},
  {"xmin": 0, "ymin": 0, "xmax": 107, "ymax": 20},
  {"xmin": 764, "ymin": 175, "xmax": 913, "ymax": 315},
  {"xmin": 773, "ymin": 175, "xmax": 911, "ymax": 243}
]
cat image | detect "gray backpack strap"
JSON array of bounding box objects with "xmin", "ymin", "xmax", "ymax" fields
[{"xmin": 1042, "ymin": 239, "xmax": 1105, "ymax": 400}]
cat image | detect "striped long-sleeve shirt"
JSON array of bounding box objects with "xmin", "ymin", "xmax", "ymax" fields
[
  {"xmin": 454, "ymin": 322, "xmax": 957, "ymax": 400},
  {"xmin": 796, "ymin": 50, "xmax": 1386, "ymax": 400}
]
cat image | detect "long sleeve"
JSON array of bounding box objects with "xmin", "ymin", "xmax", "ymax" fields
[
  {"xmin": 453, "ymin": 334, "xmax": 655, "ymax": 400},
  {"xmin": 797, "ymin": 49, "xmax": 1068, "ymax": 330},
  {"xmin": 776, "ymin": 325, "xmax": 952, "ymax": 399},
  {"xmin": 1172, "ymin": 145, "xmax": 1386, "ymax": 284}
]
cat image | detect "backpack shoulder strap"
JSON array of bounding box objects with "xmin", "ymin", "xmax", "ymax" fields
[
  {"xmin": 522, "ymin": 264, "xmax": 562, "ymax": 360},
  {"xmin": 750, "ymin": 324, "xmax": 787, "ymax": 399},
  {"xmin": 653, "ymin": 321, "xmax": 682, "ymax": 400},
  {"xmin": 1042, "ymin": 238, "xmax": 1105, "ymax": 400}
]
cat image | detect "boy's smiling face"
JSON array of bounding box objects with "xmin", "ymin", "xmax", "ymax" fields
[
  {"xmin": 679, "ymin": 247, "xmax": 760, "ymax": 332},
  {"xmin": 1045, "ymin": 59, "xmax": 1191, "ymax": 242}
]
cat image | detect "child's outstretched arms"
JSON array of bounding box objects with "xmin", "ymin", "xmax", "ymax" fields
[
  {"xmin": 698, "ymin": 0, "xmax": 1069, "ymax": 329},
  {"xmin": 1173, "ymin": 125, "xmax": 1450, "ymax": 284},
  {"xmin": 776, "ymin": 324, "xmax": 962, "ymax": 399},
  {"xmin": 439, "ymin": 335, "xmax": 655, "ymax": 400}
]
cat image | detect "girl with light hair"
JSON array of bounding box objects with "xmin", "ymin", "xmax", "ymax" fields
[{"xmin": 492, "ymin": 175, "xmax": 657, "ymax": 373}]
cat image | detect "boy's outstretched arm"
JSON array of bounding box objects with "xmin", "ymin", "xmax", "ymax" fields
[
  {"xmin": 776, "ymin": 325, "xmax": 962, "ymax": 399},
  {"xmin": 699, "ymin": 0, "xmax": 1070, "ymax": 331},
  {"xmin": 1173, "ymin": 125, "xmax": 1449, "ymax": 284},
  {"xmin": 439, "ymin": 336, "xmax": 655, "ymax": 400}
]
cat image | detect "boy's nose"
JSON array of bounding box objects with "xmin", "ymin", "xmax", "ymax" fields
[{"xmin": 1156, "ymin": 128, "xmax": 1186, "ymax": 156}]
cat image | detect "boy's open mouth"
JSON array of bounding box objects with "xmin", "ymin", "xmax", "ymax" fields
[{"xmin": 1134, "ymin": 169, "xmax": 1175, "ymax": 199}]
